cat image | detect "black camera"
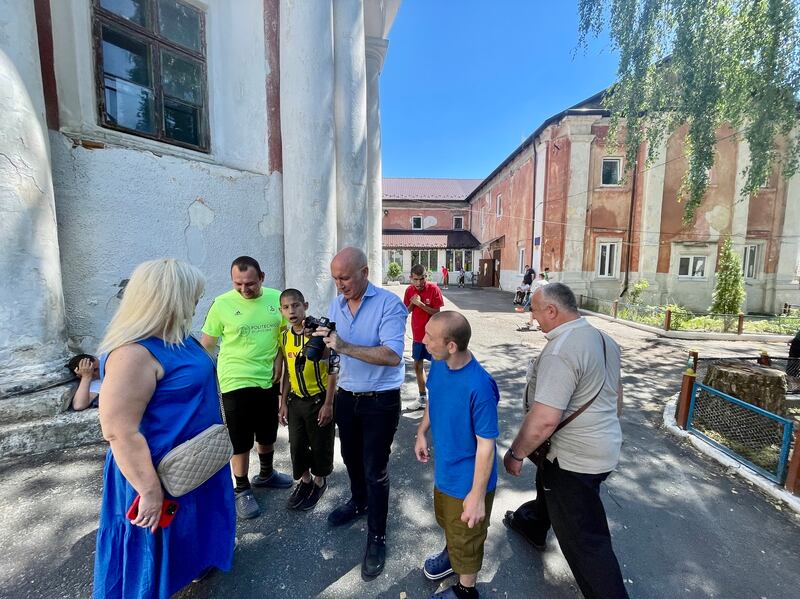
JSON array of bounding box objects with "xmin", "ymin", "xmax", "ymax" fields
[{"xmin": 302, "ymin": 316, "xmax": 336, "ymax": 362}]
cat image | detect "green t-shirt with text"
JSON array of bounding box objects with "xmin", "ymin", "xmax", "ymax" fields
[{"xmin": 202, "ymin": 288, "xmax": 284, "ymax": 393}]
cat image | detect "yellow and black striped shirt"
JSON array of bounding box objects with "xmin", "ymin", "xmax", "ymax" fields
[{"xmin": 280, "ymin": 327, "xmax": 328, "ymax": 398}]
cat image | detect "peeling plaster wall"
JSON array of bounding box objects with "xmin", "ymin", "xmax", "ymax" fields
[
  {"xmin": 51, "ymin": 134, "xmax": 283, "ymax": 351},
  {"xmin": 0, "ymin": 0, "xmax": 69, "ymax": 396}
]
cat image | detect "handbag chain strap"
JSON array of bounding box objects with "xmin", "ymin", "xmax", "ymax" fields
[
  {"xmin": 191, "ymin": 335, "xmax": 227, "ymax": 426},
  {"xmin": 551, "ymin": 331, "xmax": 608, "ymax": 435}
]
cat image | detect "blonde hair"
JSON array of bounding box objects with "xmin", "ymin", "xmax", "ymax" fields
[{"xmin": 99, "ymin": 259, "xmax": 206, "ymax": 354}]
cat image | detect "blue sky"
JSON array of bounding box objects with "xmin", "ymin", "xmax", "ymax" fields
[{"xmin": 380, "ymin": 1, "xmax": 620, "ymax": 179}]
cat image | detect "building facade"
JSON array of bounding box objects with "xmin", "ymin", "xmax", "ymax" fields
[
  {"xmin": 381, "ymin": 178, "xmax": 481, "ymax": 282},
  {"xmin": 462, "ymin": 93, "xmax": 799, "ymax": 312},
  {"xmin": 0, "ymin": 0, "xmax": 400, "ymax": 397}
]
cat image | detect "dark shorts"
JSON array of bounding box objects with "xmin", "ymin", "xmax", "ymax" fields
[
  {"xmin": 434, "ymin": 487, "xmax": 494, "ymax": 574},
  {"xmin": 412, "ymin": 341, "xmax": 432, "ymax": 362},
  {"xmin": 221, "ymin": 385, "xmax": 279, "ymax": 454}
]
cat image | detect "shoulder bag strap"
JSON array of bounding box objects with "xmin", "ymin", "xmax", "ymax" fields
[
  {"xmin": 552, "ymin": 331, "xmax": 607, "ymax": 434},
  {"xmin": 190, "ymin": 335, "xmax": 227, "ymax": 425}
]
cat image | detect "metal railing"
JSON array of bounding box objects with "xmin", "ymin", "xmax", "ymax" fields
[{"xmin": 687, "ymin": 382, "xmax": 794, "ymax": 483}]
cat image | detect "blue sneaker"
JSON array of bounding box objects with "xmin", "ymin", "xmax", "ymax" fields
[
  {"xmin": 251, "ymin": 470, "xmax": 293, "ymax": 489},
  {"xmin": 423, "ymin": 547, "xmax": 454, "ymax": 581}
]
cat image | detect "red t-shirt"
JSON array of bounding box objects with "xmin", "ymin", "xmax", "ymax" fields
[{"xmin": 403, "ymin": 282, "xmax": 445, "ymax": 342}]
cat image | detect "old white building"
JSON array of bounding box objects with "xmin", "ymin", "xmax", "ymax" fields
[{"xmin": 0, "ymin": 0, "xmax": 399, "ymax": 421}]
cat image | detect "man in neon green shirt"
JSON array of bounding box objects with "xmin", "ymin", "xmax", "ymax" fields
[{"xmin": 201, "ymin": 256, "xmax": 292, "ymax": 519}]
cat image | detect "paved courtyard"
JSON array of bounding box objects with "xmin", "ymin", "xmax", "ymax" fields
[{"xmin": 1, "ymin": 286, "xmax": 799, "ymax": 598}]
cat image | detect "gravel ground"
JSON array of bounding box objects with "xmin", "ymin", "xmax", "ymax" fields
[{"xmin": 1, "ymin": 285, "xmax": 798, "ymax": 599}]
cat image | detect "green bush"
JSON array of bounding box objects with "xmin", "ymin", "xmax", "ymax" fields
[
  {"xmin": 618, "ymin": 307, "xmax": 663, "ymax": 328},
  {"xmin": 386, "ymin": 262, "xmax": 402, "ymax": 280},
  {"xmin": 709, "ymin": 237, "xmax": 745, "ymax": 332},
  {"xmin": 663, "ymin": 303, "xmax": 692, "ymax": 329},
  {"xmin": 627, "ymin": 279, "xmax": 649, "ymax": 305}
]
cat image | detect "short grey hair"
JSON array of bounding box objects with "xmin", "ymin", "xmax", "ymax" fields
[{"xmin": 540, "ymin": 282, "xmax": 579, "ymax": 313}]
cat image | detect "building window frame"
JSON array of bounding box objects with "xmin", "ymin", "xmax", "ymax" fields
[
  {"xmin": 453, "ymin": 215, "xmax": 464, "ymax": 230},
  {"xmin": 411, "ymin": 249, "xmax": 438, "ymax": 272},
  {"xmin": 386, "ymin": 249, "xmax": 404, "ymax": 270},
  {"xmin": 518, "ymin": 248, "xmax": 525, "ymax": 274},
  {"xmin": 93, "ymin": 0, "xmax": 210, "ymax": 152},
  {"xmin": 496, "ymin": 194, "xmax": 503, "ymax": 218},
  {"xmin": 596, "ymin": 239, "xmax": 621, "ymax": 278},
  {"xmin": 742, "ymin": 244, "xmax": 760, "ymax": 279},
  {"xmin": 446, "ymin": 249, "xmax": 472, "ymax": 272},
  {"xmin": 601, "ymin": 157, "xmax": 622, "ymax": 187},
  {"xmin": 678, "ymin": 255, "xmax": 708, "ymax": 279},
  {"xmin": 411, "ymin": 216, "xmax": 423, "ymax": 230}
]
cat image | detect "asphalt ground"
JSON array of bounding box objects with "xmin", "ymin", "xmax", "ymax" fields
[{"xmin": 1, "ymin": 285, "xmax": 798, "ymax": 599}]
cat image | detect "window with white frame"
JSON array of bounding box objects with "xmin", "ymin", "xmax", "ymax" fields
[
  {"xmin": 411, "ymin": 249, "xmax": 438, "ymax": 272},
  {"xmin": 601, "ymin": 158, "xmax": 622, "ymax": 186},
  {"xmin": 386, "ymin": 249, "xmax": 403, "ymax": 268},
  {"xmin": 678, "ymin": 255, "xmax": 707, "ymax": 278},
  {"xmin": 496, "ymin": 195, "xmax": 503, "ymax": 217},
  {"xmin": 596, "ymin": 241, "xmax": 620, "ymax": 278},
  {"xmin": 518, "ymin": 249, "xmax": 525, "ymax": 274},
  {"xmin": 411, "ymin": 216, "xmax": 422, "ymax": 230},
  {"xmin": 453, "ymin": 216, "xmax": 464, "ymax": 230},
  {"xmin": 742, "ymin": 244, "xmax": 758, "ymax": 279},
  {"xmin": 446, "ymin": 249, "xmax": 472, "ymax": 272}
]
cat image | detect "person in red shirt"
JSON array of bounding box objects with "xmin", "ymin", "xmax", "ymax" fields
[
  {"xmin": 404, "ymin": 264, "xmax": 444, "ymax": 410},
  {"xmin": 441, "ymin": 265, "xmax": 449, "ymax": 289}
]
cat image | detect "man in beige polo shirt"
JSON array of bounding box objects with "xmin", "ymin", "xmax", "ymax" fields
[{"xmin": 502, "ymin": 282, "xmax": 627, "ymax": 599}]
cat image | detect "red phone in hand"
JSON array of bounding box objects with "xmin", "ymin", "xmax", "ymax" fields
[{"xmin": 126, "ymin": 495, "xmax": 180, "ymax": 528}]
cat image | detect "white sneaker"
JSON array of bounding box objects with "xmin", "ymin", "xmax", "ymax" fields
[{"xmin": 406, "ymin": 396, "xmax": 426, "ymax": 411}]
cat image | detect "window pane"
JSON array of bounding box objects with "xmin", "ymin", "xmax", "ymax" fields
[
  {"xmin": 454, "ymin": 217, "xmax": 463, "ymax": 229},
  {"xmin": 602, "ymin": 159, "xmax": 619, "ymax": 185},
  {"xmin": 412, "ymin": 217, "xmax": 422, "ymax": 229},
  {"xmin": 104, "ymin": 77, "xmax": 155, "ymax": 133},
  {"xmin": 158, "ymin": 0, "xmax": 202, "ymax": 52},
  {"xmin": 693, "ymin": 257, "xmax": 706, "ymax": 277},
  {"xmin": 599, "ymin": 244, "xmax": 608, "ymax": 275},
  {"xmin": 430, "ymin": 251, "xmax": 438, "ymax": 271},
  {"xmin": 161, "ymin": 51, "xmax": 203, "ymax": 105},
  {"xmin": 446, "ymin": 250, "xmax": 453, "ymax": 271},
  {"xmin": 679, "ymin": 257, "xmax": 690, "ymax": 276},
  {"xmin": 100, "ymin": 0, "xmax": 148, "ymax": 26},
  {"xmin": 411, "ymin": 251, "xmax": 420, "ymax": 266},
  {"xmin": 608, "ymin": 244, "xmax": 616, "ymax": 276},
  {"xmin": 465, "ymin": 251, "xmax": 473, "ymax": 271},
  {"xmin": 102, "ymin": 27, "xmax": 151, "ymax": 87},
  {"xmin": 164, "ymin": 98, "xmax": 201, "ymax": 145}
]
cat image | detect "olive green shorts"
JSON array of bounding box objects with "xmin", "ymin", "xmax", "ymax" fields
[{"xmin": 434, "ymin": 487, "xmax": 495, "ymax": 574}]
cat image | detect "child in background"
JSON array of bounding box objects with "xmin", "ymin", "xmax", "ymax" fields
[
  {"xmin": 278, "ymin": 289, "xmax": 336, "ymax": 511},
  {"xmin": 66, "ymin": 354, "xmax": 101, "ymax": 410}
]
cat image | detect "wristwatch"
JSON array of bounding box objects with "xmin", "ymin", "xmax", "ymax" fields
[{"xmin": 507, "ymin": 448, "xmax": 524, "ymax": 462}]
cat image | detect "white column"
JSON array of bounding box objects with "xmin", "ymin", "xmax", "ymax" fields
[
  {"xmin": 0, "ymin": 0, "xmax": 69, "ymax": 397},
  {"xmin": 280, "ymin": 0, "xmax": 336, "ymax": 310},
  {"xmin": 334, "ymin": 0, "xmax": 368, "ymax": 251},
  {"xmin": 731, "ymin": 138, "xmax": 752, "ymax": 254},
  {"xmin": 561, "ymin": 117, "xmax": 596, "ymax": 291},
  {"xmin": 365, "ymin": 36, "xmax": 388, "ymax": 285},
  {"xmin": 533, "ymin": 132, "xmax": 549, "ymax": 272},
  {"xmin": 638, "ymin": 134, "xmax": 667, "ymax": 298},
  {"xmin": 771, "ymin": 166, "xmax": 800, "ymax": 310}
]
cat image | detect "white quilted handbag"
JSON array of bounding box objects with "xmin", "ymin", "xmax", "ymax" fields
[{"xmin": 156, "ymin": 339, "xmax": 233, "ymax": 497}]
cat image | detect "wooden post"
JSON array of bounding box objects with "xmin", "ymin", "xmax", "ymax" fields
[
  {"xmin": 758, "ymin": 350, "xmax": 771, "ymax": 366},
  {"xmin": 737, "ymin": 313, "xmax": 745, "ymax": 335},
  {"xmin": 676, "ymin": 366, "xmax": 696, "ymax": 429},
  {"xmin": 785, "ymin": 428, "xmax": 800, "ymax": 495},
  {"xmin": 663, "ymin": 308, "xmax": 672, "ymax": 331},
  {"xmin": 612, "ymin": 300, "xmax": 619, "ymax": 318},
  {"xmin": 688, "ymin": 349, "xmax": 699, "ymax": 372},
  {"xmin": 579, "ymin": 294, "xmax": 584, "ymax": 309}
]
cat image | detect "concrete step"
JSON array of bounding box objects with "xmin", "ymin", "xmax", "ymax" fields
[
  {"xmin": 0, "ymin": 384, "xmax": 76, "ymax": 424},
  {"xmin": 0, "ymin": 410, "xmax": 103, "ymax": 457}
]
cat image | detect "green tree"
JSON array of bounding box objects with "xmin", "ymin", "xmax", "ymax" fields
[
  {"xmin": 578, "ymin": 0, "xmax": 800, "ymax": 223},
  {"xmin": 386, "ymin": 262, "xmax": 402, "ymax": 281},
  {"xmin": 710, "ymin": 237, "xmax": 746, "ymax": 330}
]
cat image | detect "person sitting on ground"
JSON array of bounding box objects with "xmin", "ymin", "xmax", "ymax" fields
[
  {"xmin": 277, "ymin": 288, "xmax": 336, "ymax": 512},
  {"xmin": 67, "ymin": 354, "xmax": 101, "ymax": 410},
  {"xmin": 415, "ymin": 311, "xmax": 499, "ymax": 599},
  {"xmin": 404, "ymin": 264, "xmax": 444, "ymax": 411}
]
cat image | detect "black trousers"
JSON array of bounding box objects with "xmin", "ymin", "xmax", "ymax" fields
[
  {"xmin": 513, "ymin": 459, "xmax": 629, "ymax": 599},
  {"xmin": 286, "ymin": 392, "xmax": 335, "ymax": 480},
  {"xmin": 334, "ymin": 388, "xmax": 400, "ymax": 538}
]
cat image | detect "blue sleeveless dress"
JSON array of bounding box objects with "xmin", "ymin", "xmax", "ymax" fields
[{"xmin": 93, "ymin": 336, "xmax": 235, "ymax": 599}]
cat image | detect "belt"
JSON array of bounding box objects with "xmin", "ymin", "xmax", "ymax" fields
[{"xmin": 340, "ymin": 388, "xmax": 400, "ymax": 398}]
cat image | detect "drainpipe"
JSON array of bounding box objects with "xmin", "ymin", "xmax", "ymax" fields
[{"xmin": 620, "ymin": 153, "xmax": 639, "ymax": 298}]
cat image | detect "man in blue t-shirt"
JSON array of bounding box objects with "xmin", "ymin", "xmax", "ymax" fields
[{"xmin": 414, "ymin": 311, "xmax": 499, "ymax": 599}]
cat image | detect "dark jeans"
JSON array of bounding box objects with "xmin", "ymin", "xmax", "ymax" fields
[
  {"xmin": 286, "ymin": 392, "xmax": 335, "ymax": 480},
  {"xmin": 335, "ymin": 388, "xmax": 401, "ymax": 538},
  {"xmin": 513, "ymin": 459, "xmax": 629, "ymax": 599}
]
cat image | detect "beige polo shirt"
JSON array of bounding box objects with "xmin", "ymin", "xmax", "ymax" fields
[{"xmin": 524, "ymin": 317, "xmax": 622, "ymax": 474}]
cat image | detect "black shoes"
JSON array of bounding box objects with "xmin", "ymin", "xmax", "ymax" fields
[
  {"xmin": 327, "ymin": 498, "xmax": 368, "ymax": 526},
  {"xmin": 298, "ymin": 478, "xmax": 327, "ymax": 511},
  {"xmin": 502, "ymin": 510, "xmax": 546, "ymax": 551},
  {"xmin": 362, "ymin": 534, "xmax": 386, "ymax": 577},
  {"xmin": 286, "ymin": 480, "xmax": 314, "ymax": 510}
]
